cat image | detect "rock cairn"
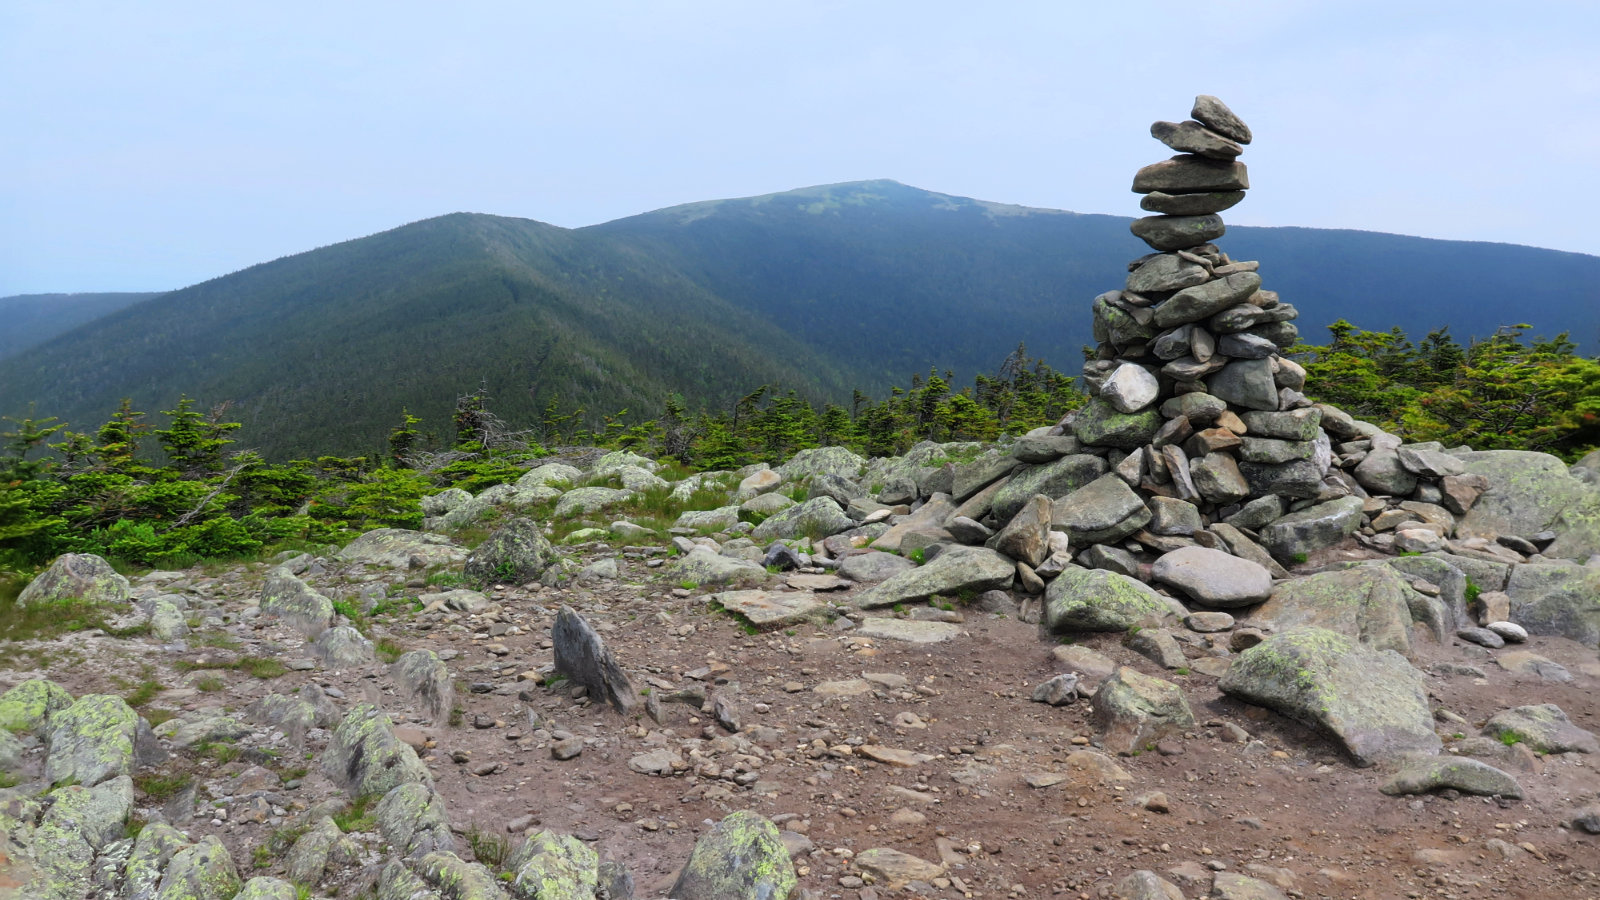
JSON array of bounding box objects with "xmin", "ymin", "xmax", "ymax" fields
[{"xmin": 1070, "ymin": 98, "xmax": 1322, "ymax": 538}]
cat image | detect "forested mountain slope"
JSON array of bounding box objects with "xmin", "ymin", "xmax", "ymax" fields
[{"xmin": 2, "ymin": 180, "xmax": 1595, "ymax": 458}]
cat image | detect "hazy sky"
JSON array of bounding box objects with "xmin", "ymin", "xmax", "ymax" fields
[{"xmin": 3, "ymin": 1, "xmax": 1596, "ymax": 295}]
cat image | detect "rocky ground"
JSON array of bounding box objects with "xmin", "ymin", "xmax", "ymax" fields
[{"xmin": 2, "ymin": 442, "xmax": 1599, "ymax": 900}]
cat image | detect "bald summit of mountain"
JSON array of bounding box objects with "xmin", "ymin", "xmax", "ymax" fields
[{"xmin": 1, "ymin": 181, "xmax": 1595, "ymax": 458}]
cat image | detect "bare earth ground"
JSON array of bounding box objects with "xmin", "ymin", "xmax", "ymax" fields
[{"xmin": 4, "ymin": 543, "xmax": 1599, "ymax": 900}]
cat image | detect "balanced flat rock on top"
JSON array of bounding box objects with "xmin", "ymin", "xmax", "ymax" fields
[
  {"xmin": 1150, "ymin": 120, "xmax": 1243, "ymax": 158},
  {"xmin": 1191, "ymin": 95, "xmax": 1252, "ymax": 144},
  {"xmin": 1150, "ymin": 546, "xmax": 1272, "ymax": 608}
]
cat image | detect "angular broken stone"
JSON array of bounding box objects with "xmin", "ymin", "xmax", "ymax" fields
[
  {"xmin": 1191, "ymin": 95, "xmax": 1252, "ymax": 144},
  {"xmin": 553, "ymin": 605, "xmax": 638, "ymax": 715},
  {"xmin": 1150, "ymin": 120, "xmax": 1243, "ymax": 159}
]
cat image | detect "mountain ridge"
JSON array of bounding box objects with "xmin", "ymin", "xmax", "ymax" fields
[{"xmin": 2, "ymin": 180, "xmax": 1596, "ymax": 458}]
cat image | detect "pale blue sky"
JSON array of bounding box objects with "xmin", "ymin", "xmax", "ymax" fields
[{"xmin": 3, "ymin": 1, "xmax": 1596, "ymax": 294}]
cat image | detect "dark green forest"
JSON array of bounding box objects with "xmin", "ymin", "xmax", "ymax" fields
[
  {"xmin": 2, "ymin": 323, "xmax": 1595, "ymax": 579},
  {"xmin": 0, "ymin": 292, "xmax": 161, "ymax": 360},
  {"xmin": 2, "ymin": 180, "xmax": 1597, "ymax": 460}
]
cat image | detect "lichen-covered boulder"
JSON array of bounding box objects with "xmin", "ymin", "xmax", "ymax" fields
[
  {"xmin": 234, "ymin": 877, "xmax": 299, "ymax": 900},
  {"xmin": 1091, "ymin": 668, "xmax": 1195, "ymax": 754},
  {"xmin": 152, "ymin": 711, "xmax": 249, "ymax": 750},
  {"xmin": 676, "ymin": 506, "xmax": 742, "ymax": 531},
  {"xmin": 337, "ymin": 528, "xmax": 465, "ymax": 568},
  {"xmin": 1072, "ymin": 398, "xmax": 1163, "ymax": 450},
  {"xmin": 664, "ymin": 547, "xmax": 768, "ymax": 588},
  {"xmin": 776, "ymin": 446, "xmax": 865, "ymax": 482},
  {"xmin": 1503, "ymin": 563, "xmax": 1600, "ymax": 649},
  {"xmin": 44, "ymin": 694, "xmax": 143, "ymax": 787},
  {"xmin": 668, "ymin": 810, "xmax": 796, "ymax": 900},
  {"xmin": 421, "ymin": 488, "xmax": 472, "ymax": 517},
  {"xmin": 1044, "ymin": 568, "xmax": 1178, "ymax": 633},
  {"xmin": 1249, "ymin": 566, "xmax": 1416, "ymax": 654},
  {"xmin": 507, "ymin": 830, "xmax": 599, "ymax": 898},
  {"xmin": 258, "ymin": 570, "xmax": 334, "ymax": 638},
  {"xmin": 377, "ymin": 782, "xmax": 456, "ymax": 859},
  {"xmin": 749, "ymin": 497, "xmax": 853, "ymax": 542},
  {"xmin": 285, "ymin": 816, "xmax": 344, "ymax": 888},
  {"xmin": 852, "ymin": 546, "xmax": 1015, "ymax": 610},
  {"xmin": 0, "ymin": 678, "xmax": 74, "ymax": 736},
  {"xmin": 1051, "ymin": 474, "xmax": 1152, "ymax": 544},
  {"xmin": 324, "ymin": 704, "xmax": 431, "ymax": 798},
  {"xmin": 1457, "ymin": 449, "xmax": 1600, "ymax": 561},
  {"xmin": 17, "ymin": 553, "xmax": 129, "ymax": 607},
  {"xmin": 413, "ymin": 851, "xmax": 510, "ymax": 899},
  {"xmin": 1379, "ymin": 755, "xmax": 1524, "ymax": 798},
  {"xmin": 245, "ymin": 694, "xmax": 318, "ymax": 747},
  {"xmin": 517, "ymin": 462, "xmax": 583, "ymax": 490},
  {"xmin": 121, "ymin": 822, "xmax": 192, "ymax": 900},
  {"xmin": 553, "ymin": 487, "xmax": 632, "ymax": 519},
  {"xmin": 392, "ymin": 650, "xmax": 455, "ymax": 724},
  {"xmin": 156, "ymin": 835, "xmax": 241, "ymax": 900},
  {"xmin": 1258, "ymin": 496, "xmax": 1365, "ymax": 563},
  {"xmin": 987, "ymin": 494, "xmax": 1053, "ymax": 568},
  {"xmin": 1481, "ymin": 704, "xmax": 1598, "ymax": 754},
  {"xmin": 464, "ymin": 517, "xmax": 555, "ymax": 587},
  {"xmin": 591, "ymin": 450, "xmax": 659, "ymax": 478},
  {"xmin": 314, "ymin": 624, "xmax": 376, "ymax": 667},
  {"xmin": 988, "ymin": 455, "xmax": 1106, "ymax": 523},
  {"xmin": 1220, "ymin": 628, "xmax": 1440, "ymax": 766}
]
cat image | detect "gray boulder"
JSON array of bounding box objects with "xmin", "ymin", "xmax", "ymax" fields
[
  {"xmin": 1258, "ymin": 496, "xmax": 1364, "ymax": 563},
  {"xmin": 1072, "ymin": 399, "xmax": 1162, "ymax": 450},
  {"xmin": 45, "ymin": 694, "xmax": 145, "ymax": 787},
  {"xmin": 1051, "ymin": 475, "xmax": 1151, "ymax": 544},
  {"xmin": 590, "ymin": 450, "xmax": 658, "ymax": 478},
  {"xmin": 1044, "ymin": 568, "xmax": 1178, "ymax": 633},
  {"xmin": 776, "ymin": 446, "xmax": 865, "ymax": 482},
  {"xmin": 554, "ymin": 605, "xmax": 638, "ymax": 715},
  {"xmin": 235, "ymin": 878, "xmax": 299, "ymax": 900},
  {"xmin": 324, "ymin": 704, "xmax": 431, "ymax": 798},
  {"xmin": 1250, "ymin": 566, "xmax": 1416, "ymax": 654},
  {"xmin": 1379, "ymin": 755, "xmax": 1524, "ymax": 798},
  {"xmin": 1220, "ymin": 627, "xmax": 1440, "ymax": 766},
  {"xmin": 336, "ymin": 528, "xmax": 465, "ymax": 568},
  {"xmin": 1481, "ymin": 704, "xmax": 1598, "ymax": 754},
  {"xmin": 1503, "ymin": 563, "xmax": 1600, "ymax": 648},
  {"xmin": 314, "ymin": 625, "xmax": 375, "ymax": 667},
  {"xmin": 668, "ymin": 810, "xmax": 796, "ymax": 900},
  {"xmin": 1091, "ymin": 668, "xmax": 1196, "ymax": 754},
  {"xmin": 244, "ymin": 694, "xmax": 318, "ymax": 747},
  {"xmin": 421, "ymin": 488, "xmax": 472, "ymax": 517},
  {"xmin": 155, "ymin": 835, "xmax": 240, "ymax": 900},
  {"xmin": 517, "ymin": 462, "xmax": 582, "ymax": 490},
  {"xmin": 853, "ymin": 546, "xmax": 1015, "ymax": 609},
  {"xmin": 838, "ymin": 551, "xmax": 916, "ymax": 583},
  {"xmin": 677, "ymin": 506, "xmax": 744, "ymax": 531},
  {"xmin": 464, "ymin": 517, "xmax": 555, "ymax": 587},
  {"xmin": 0, "ymin": 678, "xmax": 74, "ymax": 736},
  {"xmin": 665, "ymin": 547, "xmax": 768, "ymax": 588},
  {"xmin": 259, "ymin": 570, "xmax": 334, "ymax": 638},
  {"xmin": 17, "ymin": 553, "xmax": 129, "ymax": 607},
  {"xmin": 1207, "ymin": 358, "xmax": 1279, "ymax": 411},
  {"xmin": 554, "ymin": 486, "xmax": 631, "ymax": 518},
  {"xmin": 1150, "ymin": 546, "xmax": 1271, "ymax": 608},
  {"xmin": 1152, "ymin": 272, "xmax": 1261, "ymax": 329},
  {"xmin": 1457, "ymin": 449, "xmax": 1600, "ymax": 561},
  {"xmin": 987, "ymin": 494, "xmax": 1052, "ymax": 567},
  {"xmin": 376, "ymin": 781, "xmax": 456, "ymax": 859},
  {"xmin": 392, "ymin": 650, "xmax": 455, "ymax": 723},
  {"xmin": 988, "ymin": 454, "xmax": 1106, "ymax": 523},
  {"xmin": 750, "ymin": 497, "xmax": 853, "ymax": 543},
  {"xmin": 507, "ymin": 830, "xmax": 600, "ymax": 898}
]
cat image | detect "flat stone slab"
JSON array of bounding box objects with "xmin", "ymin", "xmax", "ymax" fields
[
  {"xmin": 814, "ymin": 679, "xmax": 874, "ymax": 697},
  {"xmin": 856, "ymin": 745, "xmax": 935, "ymax": 767},
  {"xmin": 710, "ymin": 590, "xmax": 824, "ymax": 627},
  {"xmin": 785, "ymin": 573, "xmax": 852, "ymax": 592},
  {"xmin": 854, "ymin": 618, "xmax": 963, "ymax": 644},
  {"xmin": 1151, "ymin": 546, "xmax": 1271, "ymax": 608}
]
